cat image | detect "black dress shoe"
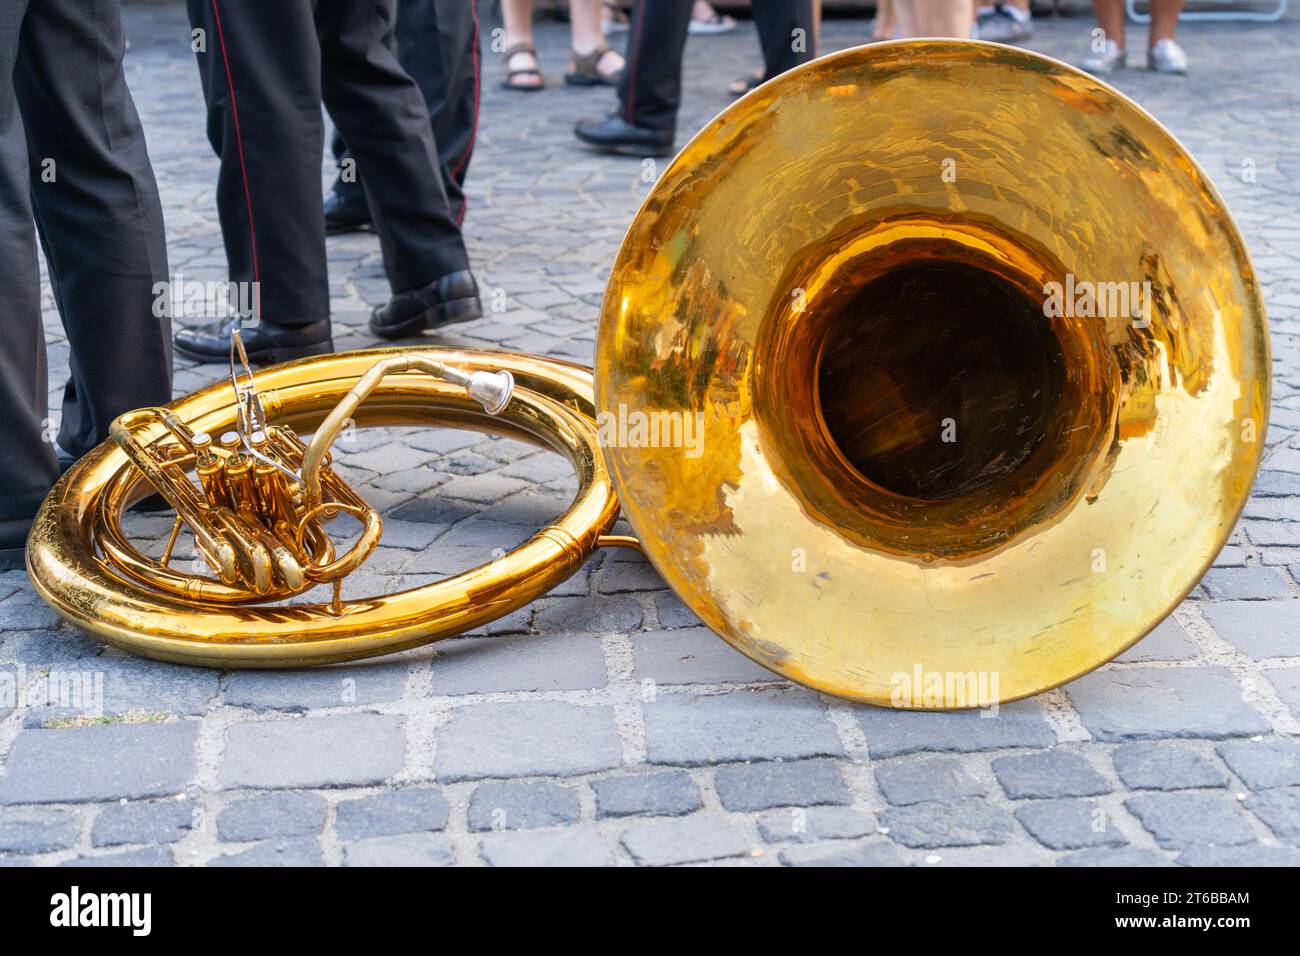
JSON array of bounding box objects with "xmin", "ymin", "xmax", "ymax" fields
[
  {"xmin": 574, "ymin": 114, "xmax": 674, "ymax": 157},
  {"xmin": 324, "ymin": 188, "xmax": 373, "ymax": 236},
  {"xmin": 174, "ymin": 319, "xmax": 334, "ymax": 365},
  {"xmin": 370, "ymin": 270, "xmax": 483, "ymax": 340},
  {"xmin": 0, "ymin": 516, "xmax": 31, "ymax": 570}
]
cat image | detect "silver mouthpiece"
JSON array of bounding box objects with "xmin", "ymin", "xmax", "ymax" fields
[{"xmin": 467, "ymin": 370, "xmax": 514, "ymax": 416}]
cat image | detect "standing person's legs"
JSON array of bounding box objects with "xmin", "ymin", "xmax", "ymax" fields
[
  {"xmin": 1092, "ymin": 0, "xmax": 1127, "ymax": 49},
  {"xmin": 621, "ymin": 0, "xmax": 693, "ymax": 132},
  {"xmin": 317, "ymin": 0, "xmax": 467, "ymax": 294},
  {"xmin": 0, "ymin": 0, "xmax": 58, "ymax": 554},
  {"xmin": 574, "ymin": 0, "xmax": 690, "ymax": 154},
  {"xmin": 752, "ymin": 0, "xmax": 816, "ymax": 81},
  {"xmin": 394, "ymin": 0, "xmax": 480, "ymax": 223},
  {"xmin": 567, "ymin": 0, "xmax": 624, "ymax": 83},
  {"xmin": 1150, "ymin": 0, "xmax": 1186, "ymax": 44},
  {"xmin": 316, "ymin": 0, "xmax": 479, "ymax": 338},
  {"xmin": 873, "ymin": 0, "xmax": 896, "ymax": 39},
  {"xmin": 893, "ymin": 0, "xmax": 974, "ymax": 37},
  {"xmin": 178, "ymin": 0, "xmax": 332, "ymax": 363},
  {"xmin": 1086, "ymin": 0, "xmax": 1188, "ymax": 72},
  {"xmin": 328, "ymin": 0, "xmax": 482, "ymax": 230},
  {"xmin": 1146, "ymin": 0, "xmax": 1187, "ymax": 72},
  {"xmin": 500, "ymin": 0, "xmax": 543, "ymax": 90},
  {"xmin": 17, "ymin": 0, "xmax": 172, "ymax": 460}
]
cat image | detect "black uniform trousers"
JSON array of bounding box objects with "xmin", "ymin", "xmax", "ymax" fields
[
  {"xmin": 620, "ymin": 0, "xmax": 815, "ymax": 133},
  {"xmin": 186, "ymin": 0, "xmax": 470, "ymax": 329},
  {"xmin": 331, "ymin": 0, "xmax": 480, "ymax": 224},
  {"xmin": 0, "ymin": 0, "xmax": 171, "ymax": 522}
]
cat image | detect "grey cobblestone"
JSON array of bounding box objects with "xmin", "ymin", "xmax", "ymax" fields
[
  {"xmin": 714, "ymin": 758, "xmax": 851, "ymax": 811},
  {"xmin": 1216, "ymin": 738, "xmax": 1300, "ymax": 790},
  {"xmin": 1014, "ymin": 800, "xmax": 1128, "ymax": 850},
  {"xmin": 1065, "ymin": 668, "xmax": 1271, "ymax": 741},
  {"xmin": 223, "ymin": 663, "xmax": 409, "ymax": 712},
  {"xmin": 479, "ymin": 826, "xmax": 614, "ymax": 866},
  {"xmin": 878, "ymin": 798, "xmax": 1017, "ymax": 849},
  {"xmin": 0, "ymin": 6, "xmax": 1295, "ymax": 867},
  {"xmin": 432, "ymin": 701, "xmax": 621, "ymax": 780},
  {"xmin": 1264, "ymin": 668, "xmax": 1300, "ymax": 720},
  {"xmin": 991, "ymin": 751, "xmax": 1112, "ymax": 799},
  {"xmin": 757, "ymin": 806, "xmax": 876, "ymax": 844},
  {"xmin": 1125, "ymin": 793, "xmax": 1258, "ymax": 849},
  {"xmin": 0, "ymin": 627, "xmax": 102, "ymax": 665},
  {"xmin": 533, "ymin": 595, "xmax": 644, "ymax": 633},
  {"xmin": 33, "ymin": 659, "xmax": 216, "ymax": 722},
  {"xmin": 1200, "ymin": 567, "xmax": 1293, "ymax": 600},
  {"xmin": 1202, "ymin": 600, "xmax": 1300, "ymax": 657},
  {"xmin": 1244, "ymin": 787, "xmax": 1300, "ymax": 841},
  {"xmin": 210, "ymin": 838, "xmax": 323, "ymax": 867},
  {"xmin": 644, "ymin": 688, "xmax": 843, "ymax": 766},
  {"xmin": 620, "ymin": 815, "xmax": 752, "ymax": 866},
  {"xmin": 857, "ymin": 702, "xmax": 1054, "ymax": 758},
  {"xmin": 653, "ymin": 592, "xmax": 702, "ymax": 629},
  {"xmin": 468, "ymin": 781, "xmax": 580, "ymax": 831},
  {"xmin": 93, "ymin": 798, "xmax": 193, "ymax": 847},
  {"xmin": 219, "ymin": 714, "xmax": 406, "ymax": 789},
  {"xmin": 597, "ymin": 552, "xmax": 667, "ymax": 593},
  {"xmin": 426, "ymin": 633, "xmax": 607, "ymax": 695},
  {"xmin": 1111, "ymin": 743, "xmax": 1228, "ymax": 791},
  {"xmin": 344, "ymin": 833, "xmax": 454, "ymax": 866},
  {"xmin": 0, "ymin": 721, "xmax": 198, "ymax": 804},
  {"xmin": 1115, "ymin": 618, "xmax": 1198, "ymax": 662},
  {"xmin": 0, "ymin": 808, "xmax": 80, "ymax": 854},
  {"xmin": 875, "ymin": 757, "xmax": 985, "ymax": 806},
  {"xmin": 1176, "ymin": 844, "xmax": 1300, "ymax": 866},
  {"xmin": 63, "ymin": 847, "xmax": 174, "ymax": 867},
  {"xmin": 590, "ymin": 771, "xmax": 701, "ymax": 819},
  {"xmin": 217, "ymin": 792, "xmax": 328, "ymax": 843},
  {"xmin": 779, "ymin": 839, "xmax": 904, "ymax": 867},
  {"xmin": 334, "ymin": 788, "xmax": 450, "ymax": 840},
  {"xmin": 632, "ymin": 626, "xmax": 777, "ymax": 685},
  {"xmin": 1058, "ymin": 848, "xmax": 1175, "ymax": 867}
]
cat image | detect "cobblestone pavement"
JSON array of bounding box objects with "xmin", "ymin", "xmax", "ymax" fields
[{"xmin": 1, "ymin": 5, "xmax": 1299, "ymax": 867}]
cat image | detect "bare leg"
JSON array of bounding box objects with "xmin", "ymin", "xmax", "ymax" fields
[
  {"xmin": 895, "ymin": 0, "xmax": 973, "ymax": 38},
  {"xmin": 502, "ymin": 0, "xmax": 542, "ymax": 89},
  {"xmin": 1149, "ymin": 0, "xmax": 1184, "ymax": 45},
  {"xmin": 1092, "ymin": 0, "xmax": 1127, "ymax": 49},
  {"xmin": 874, "ymin": 0, "xmax": 896, "ymax": 39},
  {"xmin": 571, "ymin": 0, "xmax": 625, "ymax": 75}
]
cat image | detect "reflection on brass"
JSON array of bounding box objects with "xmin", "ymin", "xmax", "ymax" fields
[
  {"xmin": 598, "ymin": 41, "xmax": 1268, "ymax": 705},
  {"xmin": 28, "ymin": 42, "xmax": 1268, "ymax": 707}
]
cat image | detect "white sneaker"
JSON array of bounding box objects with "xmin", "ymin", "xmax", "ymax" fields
[
  {"xmin": 1148, "ymin": 38, "xmax": 1188, "ymax": 74},
  {"xmin": 688, "ymin": 12, "xmax": 737, "ymax": 35},
  {"xmin": 1081, "ymin": 38, "xmax": 1125, "ymax": 75},
  {"xmin": 976, "ymin": 5, "xmax": 1033, "ymax": 42}
]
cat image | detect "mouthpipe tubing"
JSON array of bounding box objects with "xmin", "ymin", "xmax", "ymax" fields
[{"xmin": 300, "ymin": 356, "xmax": 513, "ymax": 508}]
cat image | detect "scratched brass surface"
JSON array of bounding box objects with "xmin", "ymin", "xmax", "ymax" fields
[
  {"xmin": 27, "ymin": 349, "xmax": 620, "ymax": 667},
  {"xmin": 596, "ymin": 41, "xmax": 1270, "ymax": 705}
]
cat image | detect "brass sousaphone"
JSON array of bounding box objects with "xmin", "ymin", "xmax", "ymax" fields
[{"xmin": 27, "ymin": 42, "xmax": 1270, "ymax": 707}]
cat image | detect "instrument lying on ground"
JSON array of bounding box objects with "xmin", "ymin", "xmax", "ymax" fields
[{"xmin": 27, "ymin": 41, "xmax": 1269, "ymax": 707}]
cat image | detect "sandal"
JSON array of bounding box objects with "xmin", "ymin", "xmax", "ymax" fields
[
  {"xmin": 727, "ymin": 71, "xmax": 763, "ymax": 98},
  {"xmin": 501, "ymin": 42, "xmax": 545, "ymax": 92},
  {"xmin": 566, "ymin": 43, "xmax": 624, "ymax": 87}
]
